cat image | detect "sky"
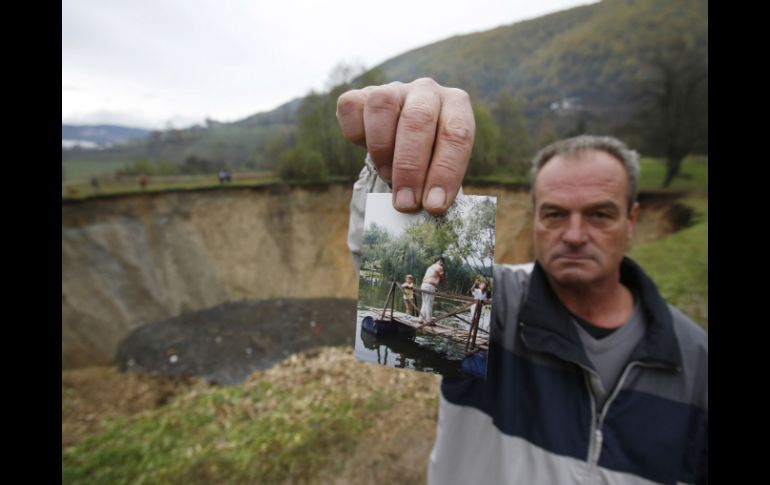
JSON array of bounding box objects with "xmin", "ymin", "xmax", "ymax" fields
[
  {"xmin": 62, "ymin": 0, "xmax": 596, "ymax": 130},
  {"xmin": 364, "ymin": 193, "xmax": 430, "ymax": 238},
  {"xmin": 364, "ymin": 193, "xmax": 495, "ymax": 237},
  {"xmin": 363, "ymin": 193, "xmax": 496, "ymax": 268}
]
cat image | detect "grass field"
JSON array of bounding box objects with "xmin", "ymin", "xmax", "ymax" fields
[
  {"xmin": 62, "ymin": 160, "xmax": 131, "ymax": 182},
  {"xmin": 62, "ymin": 348, "xmax": 435, "ymax": 485},
  {"xmin": 464, "ymin": 155, "xmax": 708, "ymax": 191},
  {"xmin": 638, "ymin": 156, "xmax": 708, "ymax": 193},
  {"xmin": 630, "ymin": 156, "xmax": 708, "ymax": 329},
  {"xmin": 62, "ymin": 173, "xmax": 281, "ymax": 200},
  {"xmin": 630, "ymin": 213, "xmax": 708, "ymax": 329},
  {"xmin": 61, "ymin": 171, "xmax": 357, "ymax": 200}
]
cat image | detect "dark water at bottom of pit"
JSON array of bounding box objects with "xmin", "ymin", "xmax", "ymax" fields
[{"xmin": 115, "ymin": 298, "xmax": 358, "ymax": 385}]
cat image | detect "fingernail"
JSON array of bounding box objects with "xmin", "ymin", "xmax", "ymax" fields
[
  {"xmin": 426, "ymin": 187, "xmax": 446, "ymax": 209},
  {"xmin": 394, "ymin": 188, "xmax": 416, "ymax": 210},
  {"xmin": 378, "ymin": 165, "xmax": 392, "ymax": 181}
]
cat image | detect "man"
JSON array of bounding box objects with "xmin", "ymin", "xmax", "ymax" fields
[
  {"xmin": 340, "ymin": 78, "xmax": 707, "ymax": 484},
  {"xmin": 420, "ymin": 256, "xmax": 446, "ymax": 324}
]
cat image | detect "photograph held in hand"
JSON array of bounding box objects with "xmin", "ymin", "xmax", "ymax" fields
[{"xmin": 354, "ymin": 193, "xmax": 496, "ymax": 379}]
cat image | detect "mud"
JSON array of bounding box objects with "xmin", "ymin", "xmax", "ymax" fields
[{"xmin": 115, "ymin": 297, "xmax": 357, "ymax": 385}]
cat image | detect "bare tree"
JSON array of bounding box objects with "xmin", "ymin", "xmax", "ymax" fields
[{"xmin": 631, "ymin": 37, "xmax": 708, "ymax": 187}]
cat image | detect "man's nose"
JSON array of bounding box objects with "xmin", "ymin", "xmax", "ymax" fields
[{"xmin": 562, "ymin": 214, "xmax": 588, "ymax": 245}]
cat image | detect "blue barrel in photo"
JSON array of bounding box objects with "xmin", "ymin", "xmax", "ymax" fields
[{"xmin": 361, "ymin": 315, "xmax": 401, "ymax": 336}]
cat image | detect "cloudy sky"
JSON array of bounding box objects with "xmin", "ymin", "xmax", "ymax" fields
[
  {"xmin": 62, "ymin": 0, "xmax": 595, "ymax": 130},
  {"xmin": 364, "ymin": 193, "xmax": 495, "ymax": 238}
]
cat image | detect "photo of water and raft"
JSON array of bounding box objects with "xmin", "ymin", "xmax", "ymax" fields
[{"xmin": 355, "ymin": 193, "xmax": 496, "ymax": 378}]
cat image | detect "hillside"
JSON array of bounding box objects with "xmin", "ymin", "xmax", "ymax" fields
[
  {"xmin": 62, "ymin": 0, "xmax": 707, "ymax": 176},
  {"xmin": 376, "ymin": 0, "xmax": 707, "ymax": 130}
]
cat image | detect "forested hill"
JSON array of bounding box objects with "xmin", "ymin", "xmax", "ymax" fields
[
  {"xmin": 374, "ymin": 0, "xmax": 707, "ymax": 129},
  {"xmin": 63, "ymin": 0, "xmax": 707, "ymax": 181}
]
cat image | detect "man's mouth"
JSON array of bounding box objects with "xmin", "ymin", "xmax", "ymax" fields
[{"xmin": 555, "ymin": 253, "xmax": 593, "ymax": 261}]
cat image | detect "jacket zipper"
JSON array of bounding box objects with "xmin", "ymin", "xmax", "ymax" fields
[
  {"xmin": 519, "ymin": 330, "xmax": 608, "ymax": 465},
  {"xmin": 519, "ymin": 331, "xmax": 678, "ymax": 468},
  {"xmin": 579, "ymin": 364, "xmax": 602, "ymax": 465},
  {"xmin": 587, "ymin": 360, "xmax": 675, "ymax": 466}
]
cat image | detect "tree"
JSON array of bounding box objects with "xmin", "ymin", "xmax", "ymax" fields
[
  {"xmin": 290, "ymin": 62, "xmax": 373, "ymax": 179},
  {"xmin": 629, "ymin": 37, "xmax": 708, "ymax": 187},
  {"xmin": 493, "ymin": 92, "xmax": 534, "ymax": 166},
  {"xmin": 277, "ymin": 146, "xmax": 327, "ymax": 181},
  {"xmin": 325, "ymin": 60, "xmax": 367, "ymax": 90},
  {"xmin": 468, "ymin": 104, "xmax": 500, "ymax": 176},
  {"xmin": 362, "ymin": 222, "xmax": 391, "ymax": 251},
  {"xmin": 447, "ymin": 197, "xmax": 496, "ymax": 279}
]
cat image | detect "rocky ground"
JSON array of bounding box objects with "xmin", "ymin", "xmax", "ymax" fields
[{"xmin": 115, "ymin": 298, "xmax": 358, "ymax": 384}]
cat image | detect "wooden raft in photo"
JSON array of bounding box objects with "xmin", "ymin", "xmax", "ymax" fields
[{"xmin": 367, "ymin": 280, "xmax": 491, "ymax": 353}]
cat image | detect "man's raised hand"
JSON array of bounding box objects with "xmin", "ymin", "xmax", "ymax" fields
[{"xmin": 336, "ymin": 78, "xmax": 475, "ymax": 215}]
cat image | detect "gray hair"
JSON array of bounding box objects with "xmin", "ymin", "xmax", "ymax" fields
[{"xmin": 530, "ymin": 135, "xmax": 640, "ymax": 213}]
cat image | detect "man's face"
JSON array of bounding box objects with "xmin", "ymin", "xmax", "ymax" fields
[{"xmin": 533, "ymin": 150, "xmax": 640, "ymax": 289}]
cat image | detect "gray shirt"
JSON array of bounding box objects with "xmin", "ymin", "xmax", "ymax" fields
[{"xmin": 573, "ymin": 300, "xmax": 646, "ymax": 410}]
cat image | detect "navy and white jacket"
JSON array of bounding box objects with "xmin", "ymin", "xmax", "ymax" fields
[{"xmin": 348, "ymin": 160, "xmax": 708, "ymax": 485}]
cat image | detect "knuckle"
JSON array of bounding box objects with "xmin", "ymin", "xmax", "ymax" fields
[
  {"xmin": 393, "ymin": 154, "xmax": 425, "ymax": 175},
  {"xmin": 400, "ymin": 103, "xmax": 437, "ymax": 132},
  {"xmin": 412, "ymin": 77, "xmax": 439, "ymax": 88},
  {"xmin": 444, "ymin": 87, "xmax": 470, "ymax": 101},
  {"xmin": 430, "ymin": 157, "xmax": 463, "ymax": 178},
  {"xmin": 336, "ymin": 94, "xmax": 360, "ymax": 118},
  {"xmin": 439, "ymin": 117, "xmax": 475, "ymax": 148},
  {"xmin": 366, "ymin": 88, "xmax": 400, "ymax": 113},
  {"xmin": 366, "ymin": 140, "xmax": 393, "ymax": 154}
]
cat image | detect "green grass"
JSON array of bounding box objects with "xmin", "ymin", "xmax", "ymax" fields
[
  {"xmin": 638, "ymin": 156, "xmax": 708, "ymax": 193},
  {"xmin": 463, "ymin": 156, "xmax": 708, "ymax": 191},
  {"xmin": 62, "ymin": 176, "xmax": 278, "ymax": 200},
  {"xmin": 62, "ymin": 160, "xmax": 131, "ymax": 182},
  {"xmin": 465, "ymin": 171, "xmax": 530, "ymax": 185},
  {"xmin": 629, "ymin": 194, "xmax": 708, "ymax": 329},
  {"xmin": 62, "ymin": 375, "xmax": 395, "ymax": 484},
  {"xmin": 61, "ymin": 173, "xmax": 355, "ymax": 201}
]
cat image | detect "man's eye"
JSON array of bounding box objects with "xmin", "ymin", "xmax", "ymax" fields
[{"xmin": 543, "ymin": 211, "xmax": 563, "ymax": 219}]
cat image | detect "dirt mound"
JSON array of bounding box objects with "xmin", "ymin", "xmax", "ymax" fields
[
  {"xmin": 115, "ymin": 298, "xmax": 357, "ymax": 385},
  {"xmin": 244, "ymin": 345, "xmax": 440, "ymax": 484}
]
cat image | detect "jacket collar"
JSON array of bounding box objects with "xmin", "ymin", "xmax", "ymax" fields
[{"xmin": 518, "ymin": 257, "xmax": 682, "ymax": 371}]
